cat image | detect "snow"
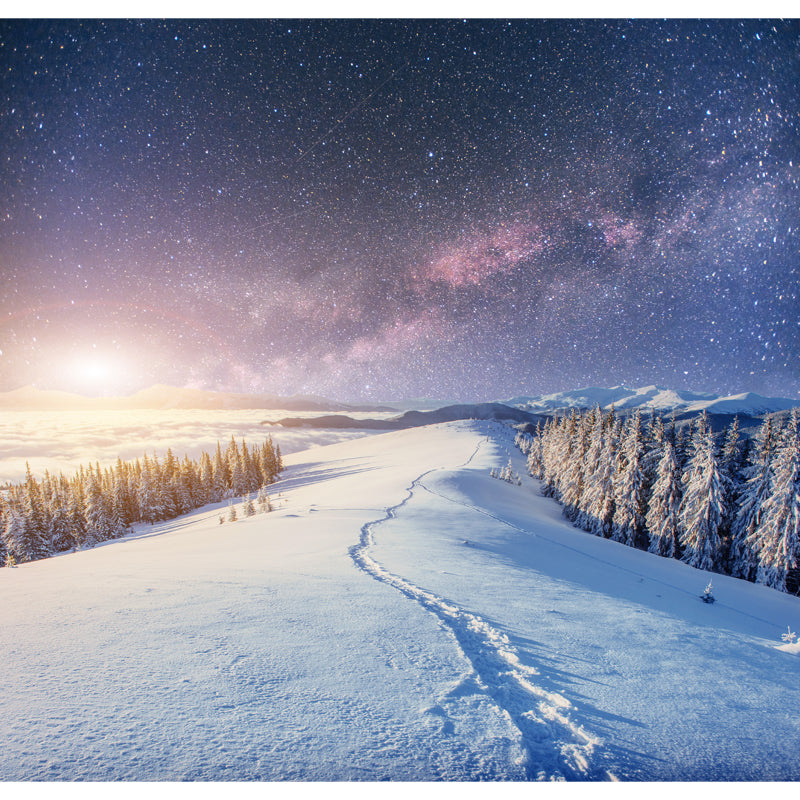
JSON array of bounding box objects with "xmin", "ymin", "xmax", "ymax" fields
[
  {"xmin": 504, "ymin": 385, "xmax": 796, "ymax": 416},
  {"xmin": 2, "ymin": 420, "xmax": 800, "ymax": 781}
]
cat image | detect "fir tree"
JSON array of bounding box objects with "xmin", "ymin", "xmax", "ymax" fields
[
  {"xmin": 526, "ymin": 421, "xmax": 545, "ymax": 479},
  {"xmin": 611, "ymin": 412, "xmax": 648, "ymax": 548},
  {"xmin": 2, "ymin": 501, "xmax": 27, "ymax": 563},
  {"xmin": 754, "ymin": 412, "xmax": 800, "ymax": 593},
  {"xmin": 49, "ymin": 488, "xmax": 76, "ymax": 552},
  {"xmin": 720, "ymin": 417, "xmax": 744, "ymax": 480},
  {"xmin": 581, "ymin": 415, "xmax": 620, "ymax": 537},
  {"xmin": 729, "ymin": 416, "xmax": 779, "ymax": 581},
  {"xmin": 212, "ymin": 442, "xmax": 230, "ymax": 500},
  {"xmin": 21, "ymin": 463, "xmax": 51, "ymax": 561},
  {"xmin": 645, "ymin": 440, "xmax": 682, "ymax": 558},
  {"xmin": 84, "ymin": 468, "xmax": 114, "ymax": 546},
  {"xmin": 242, "ymin": 493, "xmax": 256, "ymax": 517},
  {"xmin": 561, "ymin": 411, "xmax": 590, "ymax": 521},
  {"xmin": 573, "ymin": 410, "xmax": 604, "ymax": 529},
  {"xmin": 257, "ymin": 487, "xmax": 272, "ymax": 513},
  {"xmin": 678, "ymin": 427, "xmax": 728, "ymax": 572}
]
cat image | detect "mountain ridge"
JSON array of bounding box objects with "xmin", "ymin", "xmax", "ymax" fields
[
  {"xmin": 0, "ymin": 383, "xmax": 796, "ymax": 418},
  {"xmin": 500, "ymin": 384, "xmax": 797, "ymax": 416}
]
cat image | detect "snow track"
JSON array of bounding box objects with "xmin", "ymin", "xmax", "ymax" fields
[{"xmin": 348, "ymin": 433, "xmax": 610, "ymax": 781}]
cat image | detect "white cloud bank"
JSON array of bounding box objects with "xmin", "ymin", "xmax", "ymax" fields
[{"xmin": 0, "ymin": 409, "xmax": 387, "ymax": 485}]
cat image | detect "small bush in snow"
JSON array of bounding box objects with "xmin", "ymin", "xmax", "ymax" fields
[
  {"xmin": 701, "ymin": 580, "xmax": 715, "ymax": 603},
  {"xmin": 781, "ymin": 626, "xmax": 797, "ymax": 644}
]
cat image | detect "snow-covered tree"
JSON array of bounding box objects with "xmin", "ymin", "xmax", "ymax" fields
[
  {"xmin": 242, "ymin": 493, "xmax": 256, "ymax": 517},
  {"xmin": 754, "ymin": 412, "xmax": 800, "ymax": 593},
  {"xmin": 2, "ymin": 505, "xmax": 30, "ymax": 564},
  {"xmin": 526, "ymin": 421, "xmax": 546, "ymax": 479},
  {"xmin": 678, "ymin": 427, "xmax": 728, "ymax": 572},
  {"xmin": 720, "ymin": 417, "xmax": 744, "ymax": 480},
  {"xmin": 84, "ymin": 468, "xmax": 116, "ymax": 546},
  {"xmin": 645, "ymin": 440, "xmax": 682, "ymax": 558},
  {"xmin": 20, "ymin": 463, "xmax": 51, "ymax": 561},
  {"xmin": 257, "ymin": 487, "xmax": 272, "ymax": 513},
  {"xmin": 579, "ymin": 414, "xmax": 620, "ymax": 537},
  {"xmin": 728, "ymin": 416, "xmax": 779, "ymax": 580},
  {"xmin": 561, "ymin": 410, "xmax": 591, "ymax": 521},
  {"xmin": 573, "ymin": 410, "xmax": 603, "ymax": 529},
  {"xmin": 212, "ymin": 442, "xmax": 230, "ymax": 500},
  {"xmin": 611, "ymin": 412, "xmax": 648, "ymax": 548}
]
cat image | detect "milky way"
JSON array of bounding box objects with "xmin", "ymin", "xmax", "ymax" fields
[{"xmin": 1, "ymin": 19, "xmax": 798, "ymax": 402}]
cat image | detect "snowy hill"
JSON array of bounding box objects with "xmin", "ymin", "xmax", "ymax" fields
[
  {"xmin": 503, "ymin": 384, "xmax": 797, "ymax": 416},
  {"xmin": 2, "ymin": 421, "xmax": 799, "ymax": 781}
]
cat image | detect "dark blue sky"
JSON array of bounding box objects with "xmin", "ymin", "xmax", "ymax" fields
[{"xmin": 1, "ymin": 19, "xmax": 798, "ymax": 401}]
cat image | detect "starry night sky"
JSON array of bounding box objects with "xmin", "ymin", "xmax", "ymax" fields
[{"xmin": 1, "ymin": 19, "xmax": 798, "ymax": 402}]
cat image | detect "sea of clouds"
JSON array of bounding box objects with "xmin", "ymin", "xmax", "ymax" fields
[{"xmin": 0, "ymin": 409, "xmax": 389, "ymax": 485}]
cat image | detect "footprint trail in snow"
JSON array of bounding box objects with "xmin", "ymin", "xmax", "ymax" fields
[{"xmin": 348, "ymin": 425, "xmax": 612, "ymax": 781}]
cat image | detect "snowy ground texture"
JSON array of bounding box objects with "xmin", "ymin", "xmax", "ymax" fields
[{"xmin": 2, "ymin": 420, "xmax": 800, "ymax": 781}]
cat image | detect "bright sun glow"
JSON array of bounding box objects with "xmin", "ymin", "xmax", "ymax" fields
[{"xmin": 68, "ymin": 355, "xmax": 121, "ymax": 394}]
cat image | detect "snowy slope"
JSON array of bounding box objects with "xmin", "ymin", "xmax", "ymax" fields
[
  {"xmin": 504, "ymin": 385, "xmax": 797, "ymax": 416},
  {"xmin": 2, "ymin": 421, "xmax": 800, "ymax": 781}
]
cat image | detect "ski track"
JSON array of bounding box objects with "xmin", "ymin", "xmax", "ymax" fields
[{"xmin": 348, "ymin": 423, "xmax": 611, "ymax": 781}]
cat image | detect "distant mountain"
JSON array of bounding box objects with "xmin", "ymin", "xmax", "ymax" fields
[
  {"xmin": 501, "ymin": 385, "xmax": 797, "ymax": 417},
  {"xmin": 374, "ymin": 397, "xmax": 451, "ymax": 411},
  {"xmin": 0, "ymin": 385, "xmax": 394, "ymax": 413},
  {"xmin": 267, "ymin": 403, "xmax": 546, "ymax": 431}
]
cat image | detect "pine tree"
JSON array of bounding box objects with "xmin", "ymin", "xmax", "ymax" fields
[
  {"xmin": 137, "ymin": 456, "xmax": 161, "ymax": 524},
  {"xmin": 241, "ymin": 441, "xmax": 261, "ymax": 493},
  {"xmin": 49, "ymin": 487, "xmax": 76, "ymax": 552},
  {"xmin": 573, "ymin": 410, "xmax": 603, "ymax": 529},
  {"xmin": 641, "ymin": 412, "xmax": 666, "ymax": 495},
  {"xmin": 611, "ymin": 412, "xmax": 648, "ymax": 548},
  {"xmin": 754, "ymin": 412, "xmax": 800, "ymax": 593},
  {"xmin": 678, "ymin": 427, "xmax": 728, "ymax": 572},
  {"xmin": 720, "ymin": 417, "xmax": 744, "ymax": 480},
  {"xmin": 645, "ymin": 440, "xmax": 683, "ymax": 558},
  {"xmin": 0, "ymin": 498, "xmax": 8, "ymax": 567},
  {"xmin": 2, "ymin": 503, "xmax": 30, "ymax": 563},
  {"xmin": 198, "ymin": 451, "xmax": 214, "ymax": 505},
  {"xmin": 84, "ymin": 468, "xmax": 115, "ymax": 546},
  {"xmin": 212, "ymin": 442, "xmax": 230, "ymax": 499},
  {"xmin": 580, "ymin": 414, "xmax": 620, "ymax": 537},
  {"xmin": 21, "ymin": 463, "xmax": 51, "ymax": 561},
  {"xmin": 729, "ymin": 416, "xmax": 779, "ymax": 581},
  {"xmin": 242, "ymin": 493, "xmax": 256, "ymax": 517},
  {"xmin": 227, "ymin": 437, "xmax": 246, "ymax": 497},
  {"xmin": 66, "ymin": 478, "xmax": 87, "ymax": 547},
  {"xmin": 561, "ymin": 411, "xmax": 590, "ymax": 521},
  {"xmin": 258, "ymin": 437, "xmax": 278, "ymax": 484},
  {"xmin": 257, "ymin": 487, "xmax": 272, "ymax": 513},
  {"xmin": 526, "ymin": 421, "xmax": 545, "ymax": 479}
]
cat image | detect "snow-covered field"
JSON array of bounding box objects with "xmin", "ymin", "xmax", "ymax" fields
[{"xmin": 2, "ymin": 420, "xmax": 799, "ymax": 781}]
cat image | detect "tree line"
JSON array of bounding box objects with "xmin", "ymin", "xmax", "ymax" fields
[
  {"xmin": 516, "ymin": 407, "xmax": 800, "ymax": 595},
  {"xmin": 1, "ymin": 435, "xmax": 283, "ymax": 567}
]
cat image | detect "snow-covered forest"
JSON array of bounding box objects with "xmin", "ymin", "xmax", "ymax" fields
[
  {"xmin": 519, "ymin": 407, "xmax": 800, "ymax": 595},
  {"xmin": 0, "ymin": 436, "xmax": 283, "ymax": 567}
]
